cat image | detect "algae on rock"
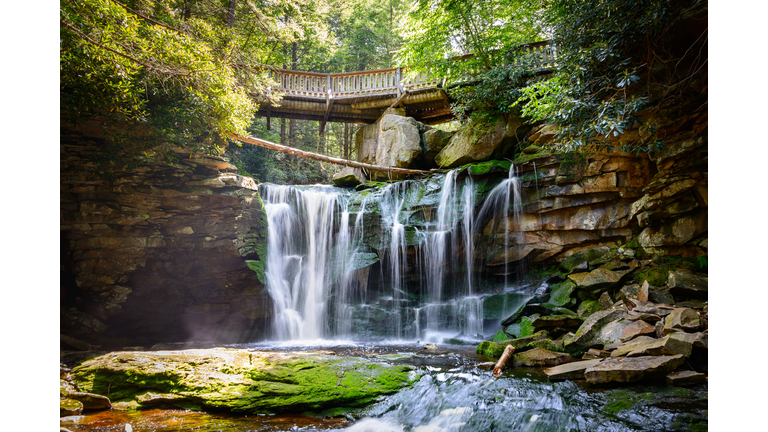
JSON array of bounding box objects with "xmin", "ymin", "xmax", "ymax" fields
[{"xmin": 71, "ymin": 348, "xmax": 420, "ymax": 414}]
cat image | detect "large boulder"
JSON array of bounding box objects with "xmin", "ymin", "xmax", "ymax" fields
[
  {"xmin": 667, "ymin": 270, "xmax": 708, "ymax": 298},
  {"xmin": 584, "ymin": 355, "xmax": 686, "ymax": 384},
  {"xmin": 71, "ymin": 348, "xmax": 419, "ymax": 414},
  {"xmin": 568, "ymin": 268, "xmax": 628, "ymax": 291},
  {"xmin": 375, "ymin": 115, "xmax": 423, "ymax": 173},
  {"xmin": 422, "ymin": 128, "xmax": 454, "ymax": 167},
  {"xmin": 435, "ymin": 112, "xmax": 527, "ymax": 168},
  {"xmin": 513, "ymin": 347, "xmax": 572, "ymax": 367},
  {"xmin": 332, "ymin": 167, "xmax": 367, "ymax": 187}
]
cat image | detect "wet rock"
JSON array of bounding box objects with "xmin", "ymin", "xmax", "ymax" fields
[
  {"xmin": 70, "ymin": 348, "xmax": 419, "ymax": 414},
  {"xmin": 60, "ymin": 398, "xmax": 83, "ymax": 416},
  {"xmin": 584, "ymin": 354, "xmax": 686, "ymax": 384},
  {"xmin": 611, "ymin": 335, "xmax": 692, "ymax": 358},
  {"xmin": 668, "ymin": 270, "xmax": 708, "ymax": 298},
  {"xmin": 666, "ymin": 370, "xmax": 707, "ymax": 386},
  {"xmin": 68, "ymin": 392, "xmax": 112, "ymax": 410},
  {"xmin": 477, "ymin": 331, "xmax": 551, "ymax": 358},
  {"xmin": 423, "ymin": 343, "xmax": 438, "ymax": 350},
  {"xmin": 531, "ymin": 315, "xmax": 584, "ymax": 331},
  {"xmin": 544, "ymin": 359, "xmax": 603, "ymax": 380},
  {"xmin": 649, "ymin": 287, "xmax": 676, "ymax": 305},
  {"xmin": 662, "ymin": 308, "xmax": 701, "ymax": 334},
  {"xmin": 620, "ymin": 320, "xmax": 656, "ymax": 342},
  {"xmin": 513, "ymin": 347, "xmax": 572, "ymax": 367},
  {"xmin": 477, "ymin": 362, "xmax": 496, "ymax": 370}
]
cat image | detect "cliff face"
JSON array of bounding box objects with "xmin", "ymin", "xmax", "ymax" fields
[{"xmin": 60, "ymin": 125, "xmax": 270, "ymax": 347}]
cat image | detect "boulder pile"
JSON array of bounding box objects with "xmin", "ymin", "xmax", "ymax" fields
[{"xmin": 477, "ymin": 246, "xmax": 707, "ymax": 386}]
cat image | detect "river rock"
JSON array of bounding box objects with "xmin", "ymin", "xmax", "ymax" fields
[
  {"xmin": 611, "ymin": 334, "xmax": 692, "ymax": 358},
  {"xmin": 71, "ymin": 348, "xmax": 419, "ymax": 414},
  {"xmin": 544, "ymin": 359, "xmax": 603, "ymax": 380},
  {"xmin": 585, "ymin": 355, "xmax": 685, "ymax": 384},
  {"xmin": 666, "ymin": 370, "xmax": 707, "ymax": 386},
  {"xmin": 668, "ymin": 270, "xmax": 708, "ymax": 297},
  {"xmin": 513, "ymin": 347, "xmax": 572, "ymax": 367},
  {"xmin": 60, "ymin": 398, "xmax": 83, "ymax": 416},
  {"xmin": 67, "ymin": 392, "xmax": 112, "ymax": 410},
  {"xmin": 662, "ymin": 308, "xmax": 701, "ymax": 334},
  {"xmin": 332, "ymin": 167, "xmax": 367, "ymax": 187}
]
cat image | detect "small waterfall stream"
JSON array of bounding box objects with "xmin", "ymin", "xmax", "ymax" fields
[{"xmin": 258, "ymin": 167, "xmax": 529, "ymax": 342}]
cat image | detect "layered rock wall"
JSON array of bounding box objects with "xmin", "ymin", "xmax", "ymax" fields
[{"xmin": 60, "ymin": 125, "xmax": 270, "ymax": 347}]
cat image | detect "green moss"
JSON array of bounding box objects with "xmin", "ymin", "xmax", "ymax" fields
[
  {"xmin": 466, "ymin": 160, "xmax": 512, "ymax": 176},
  {"xmin": 519, "ymin": 315, "xmax": 538, "ymax": 337},
  {"xmin": 633, "ymin": 261, "xmax": 697, "ymax": 286},
  {"xmin": 512, "ymin": 151, "xmax": 553, "ymax": 165},
  {"xmin": 548, "ymin": 280, "xmax": 577, "ymax": 307},
  {"xmin": 577, "ymin": 300, "xmax": 602, "ymax": 318},
  {"xmin": 492, "ymin": 330, "xmax": 508, "ymax": 342},
  {"xmin": 246, "ymin": 260, "xmax": 266, "ymax": 284},
  {"xmin": 71, "ymin": 349, "xmax": 420, "ymax": 415}
]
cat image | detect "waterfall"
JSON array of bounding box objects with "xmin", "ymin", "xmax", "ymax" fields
[
  {"xmin": 259, "ymin": 184, "xmax": 347, "ymax": 340},
  {"xmin": 258, "ymin": 165, "xmax": 526, "ymax": 342}
]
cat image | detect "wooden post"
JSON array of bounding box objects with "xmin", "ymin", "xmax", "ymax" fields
[
  {"xmin": 266, "ymin": 106, "xmax": 271, "ymax": 131},
  {"xmin": 396, "ymin": 67, "xmax": 402, "ymax": 98},
  {"xmin": 493, "ymin": 345, "xmax": 515, "ymax": 378}
]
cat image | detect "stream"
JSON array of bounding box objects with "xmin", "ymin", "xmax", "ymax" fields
[{"xmin": 60, "ymin": 341, "xmax": 708, "ymax": 432}]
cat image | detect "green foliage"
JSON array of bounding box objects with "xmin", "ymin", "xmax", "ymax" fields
[
  {"xmin": 60, "ymin": 0, "xmax": 331, "ymax": 174},
  {"xmin": 515, "ymin": 0, "xmax": 704, "ymax": 153}
]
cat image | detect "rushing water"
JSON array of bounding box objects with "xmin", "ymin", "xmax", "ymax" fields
[{"xmin": 258, "ymin": 168, "xmax": 529, "ymax": 343}]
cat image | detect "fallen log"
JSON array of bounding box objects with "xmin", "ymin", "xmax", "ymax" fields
[
  {"xmin": 227, "ymin": 134, "xmax": 430, "ymax": 176},
  {"xmin": 493, "ymin": 345, "xmax": 515, "ymax": 378}
]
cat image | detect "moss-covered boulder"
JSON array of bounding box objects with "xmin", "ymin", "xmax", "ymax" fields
[
  {"xmin": 60, "ymin": 398, "xmax": 83, "ymax": 416},
  {"xmin": 70, "ymin": 348, "xmax": 420, "ymax": 415},
  {"xmin": 547, "ymin": 280, "xmax": 577, "ymax": 307},
  {"xmin": 513, "ymin": 347, "xmax": 572, "ymax": 367},
  {"xmin": 577, "ymin": 300, "xmax": 603, "ymax": 318},
  {"xmin": 566, "ymin": 306, "xmax": 628, "ymax": 354},
  {"xmin": 434, "ymin": 112, "xmax": 527, "ymax": 168},
  {"xmin": 559, "ymin": 247, "xmax": 611, "ymax": 274},
  {"xmin": 476, "ymin": 330, "xmax": 551, "ymax": 358}
]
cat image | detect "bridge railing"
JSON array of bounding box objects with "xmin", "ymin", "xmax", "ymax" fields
[{"xmin": 267, "ymin": 41, "xmax": 556, "ymax": 100}]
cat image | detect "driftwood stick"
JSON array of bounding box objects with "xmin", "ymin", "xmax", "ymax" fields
[
  {"xmin": 227, "ymin": 134, "xmax": 429, "ymax": 176},
  {"xmin": 493, "ymin": 345, "xmax": 515, "ymax": 378}
]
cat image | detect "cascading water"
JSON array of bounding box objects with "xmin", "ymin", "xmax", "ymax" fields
[{"xmin": 258, "ymin": 165, "xmax": 528, "ymax": 342}]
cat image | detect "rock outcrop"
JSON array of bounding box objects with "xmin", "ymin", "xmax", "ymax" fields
[
  {"xmin": 61, "ymin": 125, "xmax": 271, "ymax": 346},
  {"xmin": 354, "ymin": 113, "xmax": 454, "ymax": 180},
  {"xmin": 435, "ymin": 111, "xmax": 529, "ymax": 168},
  {"xmin": 70, "ymin": 348, "xmax": 419, "ymax": 414}
]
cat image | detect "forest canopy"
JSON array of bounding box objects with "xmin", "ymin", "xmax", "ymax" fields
[{"xmin": 60, "ymin": 0, "xmax": 706, "ymax": 177}]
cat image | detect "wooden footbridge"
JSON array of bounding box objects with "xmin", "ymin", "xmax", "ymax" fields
[{"xmin": 256, "ymin": 41, "xmax": 557, "ymax": 133}]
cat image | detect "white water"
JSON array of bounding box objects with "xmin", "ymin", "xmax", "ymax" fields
[{"xmin": 259, "ymin": 167, "xmax": 526, "ymax": 342}]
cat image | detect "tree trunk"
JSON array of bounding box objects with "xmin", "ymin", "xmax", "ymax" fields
[
  {"xmin": 227, "ymin": 0, "xmax": 237, "ymax": 28},
  {"xmin": 492, "ymin": 345, "xmax": 515, "ymax": 378},
  {"xmin": 280, "ymin": 118, "xmax": 286, "ymax": 145},
  {"xmin": 183, "ymin": 0, "xmax": 192, "ymax": 21},
  {"xmin": 228, "ymin": 134, "xmax": 429, "ymax": 176}
]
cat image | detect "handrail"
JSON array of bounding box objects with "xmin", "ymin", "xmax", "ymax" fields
[{"xmin": 265, "ymin": 40, "xmax": 556, "ymax": 100}]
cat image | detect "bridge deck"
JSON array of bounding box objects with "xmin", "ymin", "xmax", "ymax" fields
[{"xmin": 255, "ymin": 41, "xmax": 556, "ymax": 130}]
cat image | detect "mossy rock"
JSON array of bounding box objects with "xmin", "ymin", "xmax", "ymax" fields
[
  {"xmin": 60, "ymin": 398, "xmax": 83, "ymax": 416},
  {"xmin": 492, "ymin": 330, "xmax": 509, "ymax": 343},
  {"xmin": 476, "ymin": 330, "xmax": 551, "ymax": 358},
  {"xmin": 634, "ymin": 262, "xmax": 697, "ymax": 286},
  {"xmin": 519, "ymin": 315, "xmax": 540, "ymax": 337},
  {"xmin": 548, "ymin": 280, "xmax": 577, "ymax": 307},
  {"xmin": 71, "ymin": 348, "xmax": 420, "ymax": 415},
  {"xmin": 559, "ymin": 247, "xmax": 611, "ymax": 274},
  {"xmin": 577, "ymin": 300, "xmax": 603, "ymax": 318},
  {"xmin": 467, "ymin": 160, "xmax": 512, "ymax": 176}
]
